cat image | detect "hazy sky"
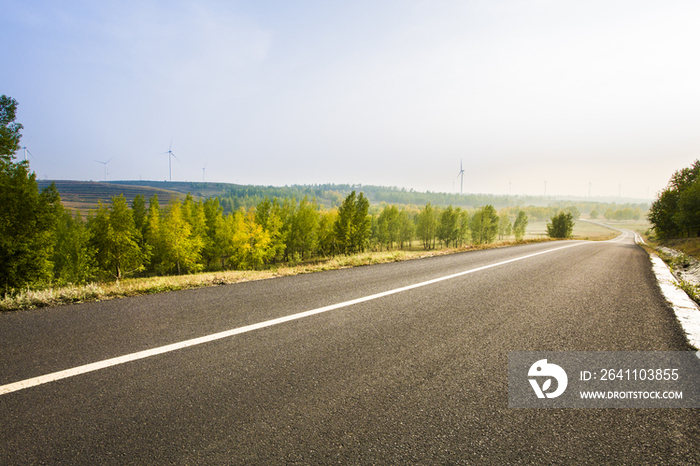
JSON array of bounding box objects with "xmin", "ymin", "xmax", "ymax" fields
[{"xmin": 3, "ymin": 0, "xmax": 700, "ymax": 200}]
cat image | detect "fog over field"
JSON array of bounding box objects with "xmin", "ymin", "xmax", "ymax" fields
[{"xmin": 3, "ymin": 0, "xmax": 699, "ymax": 199}]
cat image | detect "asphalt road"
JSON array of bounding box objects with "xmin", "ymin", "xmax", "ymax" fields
[{"xmin": 1, "ymin": 231, "xmax": 698, "ymax": 465}]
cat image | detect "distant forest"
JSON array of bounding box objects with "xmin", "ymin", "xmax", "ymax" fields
[{"xmin": 108, "ymin": 180, "xmax": 649, "ymax": 216}]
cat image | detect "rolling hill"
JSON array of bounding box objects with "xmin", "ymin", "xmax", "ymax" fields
[{"xmin": 36, "ymin": 180, "xmax": 185, "ymax": 212}]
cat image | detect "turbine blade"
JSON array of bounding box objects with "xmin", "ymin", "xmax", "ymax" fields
[{"xmin": 171, "ymin": 152, "xmax": 179, "ymax": 161}]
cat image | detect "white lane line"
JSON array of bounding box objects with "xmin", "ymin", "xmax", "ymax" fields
[{"xmin": 0, "ymin": 241, "xmax": 593, "ymax": 396}]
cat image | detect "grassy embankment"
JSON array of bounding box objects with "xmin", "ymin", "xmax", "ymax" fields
[
  {"xmin": 0, "ymin": 220, "xmax": 619, "ymax": 312},
  {"xmin": 635, "ymin": 221, "xmax": 700, "ymax": 304}
]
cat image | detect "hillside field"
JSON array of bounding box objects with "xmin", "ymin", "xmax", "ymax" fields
[{"xmin": 37, "ymin": 180, "xmax": 184, "ymax": 212}]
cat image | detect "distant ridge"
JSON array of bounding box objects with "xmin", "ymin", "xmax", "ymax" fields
[
  {"xmin": 108, "ymin": 180, "xmax": 649, "ymax": 211},
  {"xmin": 37, "ymin": 180, "xmax": 650, "ymax": 213},
  {"xmin": 37, "ymin": 180, "xmax": 184, "ymax": 212}
]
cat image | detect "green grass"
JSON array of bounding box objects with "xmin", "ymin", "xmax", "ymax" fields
[
  {"xmin": 676, "ymin": 279, "xmax": 700, "ymax": 305},
  {"xmin": 656, "ymin": 238, "xmax": 700, "ymax": 259}
]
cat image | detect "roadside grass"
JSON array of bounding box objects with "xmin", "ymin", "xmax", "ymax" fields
[
  {"xmin": 676, "ymin": 279, "xmax": 700, "ymax": 305},
  {"xmin": 655, "ymin": 237, "xmax": 700, "ymax": 260},
  {"xmin": 2, "ymin": 238, "xmax": 557, "ymax": 312},
  {"xmin": 635, "ymin": 220, "xmax": 700, "ymax": 262},
  {"xmin": 650, "ymin": 247, "xmax": 700, "ymax": 306},
  {"xmin": 634, "ymin": 221, "xmax": 700, "ymax": 306}
]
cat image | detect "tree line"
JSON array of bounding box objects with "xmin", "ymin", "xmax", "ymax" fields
[
  {"xmin": 44, "ymin": 193, "xmax": 531, "ymax": 286},
  {"xmin": 1, "ymin": 94, "xmax": 536, "ymax": 291},
  {"xmin": 648, "ymin": 160, "xmax": 700, "ymax": 239}
]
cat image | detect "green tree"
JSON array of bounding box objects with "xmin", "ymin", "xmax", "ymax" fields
[
  {"xmin": 416, "ymin": 203, "xmax": 438, "ymax": 250},
  {"xmin": 90, "ymin": 195, "xmax": 148, "ymax": 280},
  {"xmin": 437, "ymin": 205, "xmax": 460, "ymax": 247},
  {"xmin": 470, "ymin": 205, "xmax": 499, "ymax": 245},
  {"xmin": 513, "ymin": 211, "xmax": 528, "ymax": 241},
  {"xmin": 590, "ymin": 209, "xmax": 598, "ymax": 220},
  {"xmin": 0, "ymin": 96, "xmax": 62, "ymax": 289},
  {"xmin": 0, "ymin": 95, "xmax": 23, "ymax": 160},
  {"xmin": 317, "ymin": 210, "xmax": 338, "ymax": 257},
  {"xmin": 162, "ymin": 197, "xmax": 203, "ymax": 274},
  {"xmin": 227, "ymin": 209, "xmax": 275, "ymax": 269},
  {"xmin": 457, "ymin": 209, "xmax": 470, "ymax": 246},
  {"xmin": 565, "ymin": 206, "xmax": 581, "ymax": 220},
  {"xmin": 648, "ymin": 160, "xmax": 700, "ymax": 239},
  {"xmin": 675, "ymin": 180, "xmax": 700, "ymax": 237},
  {"xmin": 498, "ymin": 212, "xmax": 512, "ymax": 239},
  {"xmin": 144, "ymin": 195, "xmax": 165, "ymax": 273},
  {"xmin": 334, "ymin": 191, "xmax": 371, "ymax": 254},
  {"xmin": 398, "ymin": 209, "xmax": 415, "ymax": 249},
  {"xmin": 377, "ymin": 204, "xmax": 401, "ymax": 250},
  {"xmin": 53, "ymin": 210, "xmax": 97, "ymax": 285},
  {"xmin": 131, "ymin": 194, "xmax": 147, "ymax": 238},
  {"xmin": 186, "ymin": 197, "xmax": 209, "ymax": 262},
  {"xmin": 648, "ymin": 189, "xmax": 680, "ymax": 239},
  {"xmin": 350, "ymin": 192, "xmax": 371, "ymax": 253},
  {"xmin": 547, "ymin": 212, "xmax": 574, "ymax": 239},
  {"xmin": 0, "ymin": 167, "xmax": 62, "ymax": 289},
  {"xmin": 288, "ymin": 196, "xmax": 319, "ymax": 259},
  {"xmin": 255, "ymin": 198, "xmax": 287, "ymax": 262},
  {"xmin": 200, "ymin": 197, "xmax": 225, "ymax": 269}
]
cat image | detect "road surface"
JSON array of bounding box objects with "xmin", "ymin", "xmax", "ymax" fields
[{"xmin": 1, "ymin": 231, "xmax": 698, "ymax": 465}]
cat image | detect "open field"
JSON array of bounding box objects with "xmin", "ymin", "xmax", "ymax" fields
[
  {"xmin": 601, "ymin": 219, "xmax": 652, "ymax": 236},
  {"xmin": 525, "ymin": 219, "xmax": 620, "ymax": 241},
  {"xmin": 105, "ymin": 180, "xmax": 231, "ymax": 198},
  {"xmin": 37, "ymin": 180, "xmax": 185, "ymax": 212}
]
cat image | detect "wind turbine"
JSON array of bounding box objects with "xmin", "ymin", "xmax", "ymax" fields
[
  {"xmin": 202, "ymin": 163, "xmax": 207, "ymax": 182},
  {"xmin": 20, "ymin": 145, "xmax": 36, "ymax": 162},
  {"xmin": 162, "ymin": 139, "xmax": 179, "ymax": 182},
  {"xmin": 94, "ymin": 158, "xmax": 112, "ymax": 181},
  {"xmin": 456, "ymin": 159, "xmax": 465, "ymax": 195}
]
